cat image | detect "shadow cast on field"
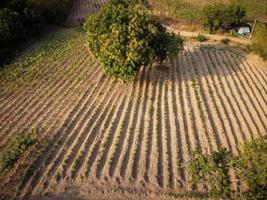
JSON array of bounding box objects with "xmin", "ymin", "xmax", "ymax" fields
[{"xmin": 144, "ymin": 44, "xmax": 252, "ymax": 84}]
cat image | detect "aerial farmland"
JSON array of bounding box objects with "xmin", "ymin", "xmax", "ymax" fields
[{"xmin": 0, "ymin": 0, "xmax": 266, "ymax": 199}]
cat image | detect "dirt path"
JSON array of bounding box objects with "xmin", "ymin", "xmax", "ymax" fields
[{"xmin": 165, "ymin": 26, "xmax": 250, "ymax": 45}]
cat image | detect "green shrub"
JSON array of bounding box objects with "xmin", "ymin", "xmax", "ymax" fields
[
  {"xmin": 202, "ymin": 3, "xmax": 246, "ymax": 32},
  {"xmin": 193, "ymin": 34, "xmax": 207, "ymax": 42},
  {"xmin": 249, "ymin": 22, "xmax": 267, "ymax": 60},
  {"xmin": 189, "ymin": 136, "xmax": 267, "ymax": 199},
  {"xmin": 0, "ymin": 129, "xmax": 39, "ymax": 173},
  {"xmin": 84, "ymin": 1, "xmax": 183, "ymax": 82},
  {"xmin": 235, "ymin": 136, "xmax": 267, "ymax": 199},
  {"xmin": 221, "ymin": 38, "xmax": 231, "ymax": 44},
  {"xmin": 189, "ymin": 148, "xmax": 233, "ymax": 199}
]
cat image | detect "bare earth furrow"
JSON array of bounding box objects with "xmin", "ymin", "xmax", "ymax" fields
[
  {"xmin": 0, "ymin": 39, "xmax": 67, "ymax": 107},
  {"xmin": 179, "ymin": 53, "xmax": 201, "ymax": 151},
  {"xmin": 184, "ymin": 49, "xmax": 213, "ymax": 153},
  {"xmin": 242, "ymin": 56, "xmax": 267, "ymax": 86},
  {"xmin": 33, "ymin": 75, "xmax": 113, "ymax": 193},
  {"xmin": 171, "ymin": 58, "xmax": 186, "ymax": 187},
  {"xmin": 198, "ymin": 48, "xmax": 239, "ymax": 153},
  {"xmin": 0, "ymin": 51, "xmax": 87, "ymax": 146},
  {"xmin": 51, "ymin": 79, "xmax": 119, "ymax": 183},
  {"xmin": 205, "ymin": 50, "xmax": 244, "ymax": 149},
  {"xmin": 0, "ymin": 43, "xmax": 82, "ymax": 119},
  {"xmin": 83, "ymin": 92, "xmax": 121, "ymax": 178},
  {"xmin": 94, "ymin": 95, "xmax": 127, "ymax": 179},
  {"xmin": 155, "ymin": 70, "xmax": 164, "ymax": 188},
  {"xmin": 143, "ymin": 66, "xmax": 156, "ymax": 185},
  {"xmin": 228, "ymin": 53, "xmax": 267, "ymax": 107},
  {"xmin": 107, "ymin": 82, "xmax": 136, "ymax": 178},
  {"xmin": 192, "ymin": 47, "xmax": 228, "ymax": 150},
  {"xmin": 6, "ymin": 54, "xmax": 91, "ymax": 133},
  {"xmin": 243, "ymin": 62, "xmax": 267, "ymax": 102},
  {"xmin": 189, "ymin": 47, "xmax": 220, "ymax": 151},
  {"xmin": 119, "ymin": 66, "xmax": 145, "ymax": 179},
  {"xmin": 18, "ymin": 67, "xmax": 106, "ymax": 198},
  {"xmin": 0, "ymin": 48, "xmax": 86, "ymax": 127},
  {"xmin": 73, "ymin": 87, "xmax": 121, "ymax": 180},
  {"xmin": 224, "ymin": 51, "xmax": 267, "ymax": 119},
  {"xmin": 215, "ymin": 50, "xmax": 266, "ymax": 134},
  {"xmin": 210, "ymin": 51, "xmax": 255, "ymax": 141},
  {"xmin": 176, "ymin": 55, "xmax": 192, "ymax": 186},
  {"xmin": 207, "ymin": 50, "xmax": 246, "ymax": 142},
  {"xmin": 162, "ymin": 64, "xmax": 175, "ymax": 189},
  {"xmin": 214, "ymin": 51, "xmax": 266, "ymax": 137},
  {"xmin": 2, "ymin": 57, "xmax": 96, "ymax": 189},
  {"xmin": 131, "ymin": 66, "xmax": 152, "ymax": 183}
]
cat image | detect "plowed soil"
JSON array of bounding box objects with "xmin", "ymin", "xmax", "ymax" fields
[{"xmin": 0, "ymin": 1, "xmax": 266, "ymax": 199}]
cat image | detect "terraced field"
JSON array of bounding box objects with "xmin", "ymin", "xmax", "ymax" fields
[
  {"xmin": 67, "ymin": 0, "xmax": 108, "ymax": 25},
  {"xmin": 0, "ymin": 30, "xmax": 266, "ymax": 199}
]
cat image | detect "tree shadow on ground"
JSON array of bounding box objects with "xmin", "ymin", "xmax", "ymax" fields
[{"xmin": 147, "ymin": 43, "xmax": 256, "ymax": 84}]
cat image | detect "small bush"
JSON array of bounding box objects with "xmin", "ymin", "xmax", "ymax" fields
[
  {"xmin": 84, "ymin": 1, "xmax": 183, "ymax": 82},
  {"xmin": 235, "ymin": 136, "xmax": 267, "ymax": 199},
  {"xmin": 0, "ymin": 129, "xmax": 39, "ymax": 173},
  {"xmin": 189, "ymin": 148, "xmax": 233, "ymax": 199},
  {"xmin": 221, "ymin": 38, "xmax": 231, "ymax": 45},
  {"xmin": 189, "ymin": 136, "xmax": 267, "ymax": 199},
  {"xmin": 193, "ymin": 34, "xmax": 207, "ymax": 42},
  {"xmin": 202, "ymin": 3, "xmax": 246, "ymax": 32},
  {"xmin": 249, "ymin": 22, "xmax": 267, "ymax": 60}
]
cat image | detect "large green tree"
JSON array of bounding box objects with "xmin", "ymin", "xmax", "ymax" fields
[{"xmin": 84, "ymin": 1, "xmax": 183, "ymax": 82}]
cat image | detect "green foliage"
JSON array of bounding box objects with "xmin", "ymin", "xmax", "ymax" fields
[
  {"xmin": 221, "ymin": 38, "xmax": 231, "ymax": 45},
  {"xmin": 193, "ymin": 34, "xmax": 207, "ymax": 42},
  {"xmin": 189, "ymin": 148, "xmax": 233, "ymax": 199},
  {"xmin": 0, "ymin": 129, "xmax": 39, "ymax": 174},
  {"xmin": 189, "ymin": 136, "xmax": 267, "ymax": 199},
  {"xmin": 149, "ymin": 0, "xmax": 202, "ymax": 21},
  {"xmin": 235, "ymin": 137, "xmax": 267, "ymax": 199},
  {"xmin": 232, "ymin": 0, "xmax": 267, "ymax": 20},
  {"xmin": 84, "ymin": 1, "xmax": 183, "ymax": 82},
  {"xmin": 166, "ymin": 0, "xmax": 202, "ymax": 21},
  {"xmin": 202, "ymin": 3, "xmax": 246, "ymax": 32},
  {"xmin": 249, "ymin": 22, "xmax": 267, "ymax": 60}
]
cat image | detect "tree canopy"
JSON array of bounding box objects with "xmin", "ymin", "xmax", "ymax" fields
[{"xmin": 84, "ymin": 1, "xmax": 183, "ymax": 82}]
